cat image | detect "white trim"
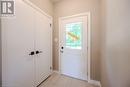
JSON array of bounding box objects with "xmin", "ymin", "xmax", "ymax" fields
[
  {"xmin": 88, "ymin": 80, "xmax": 101, "ymax": 87},
  {"xmin": 22, "ymin": 0, "xmax": 52, "ymax": 20},
  {"xmin": 58, "ymin": 12, "xmax": 91, "ymax": 81},
  {"xmin": 50, "ymin": 20, "xmax": 53, "ymax": 75},
  {"xmin": 53, "ymin": 70, "xmax": 60, "ymax": 74},
  {"xmin": 87, "ymin": 12, "xmax": 91, "ymax": 82},
  {"xmin": 60, "ymin": 13, "xmax": 90, "ymax": 20},
  {"xmin": 99, "ymin": 82, "xmax": 102, "ymax": 87},
  {"xmin": 59, "ymin": 19, "xmax": 61, "ymax": 74}
]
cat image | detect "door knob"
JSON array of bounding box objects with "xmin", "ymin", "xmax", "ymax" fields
[
  {"xmin": 29, "ymin": 51, "xmax": 35, "ymax": 55},
  {"xmin": 36, "ymin": 51, "xmax": 43, "ymax": 54},
  {"xmin": 61, "ymin": 46, "xmax": 64, "ymax": 49}
]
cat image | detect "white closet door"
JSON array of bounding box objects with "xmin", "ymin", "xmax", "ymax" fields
[
  {"xmin": 35, "ymin": 11, "xmax": 52, "ymax": 86},
  {"xmin": 2, "ymin": 0, "xmax": 35, "ymax": 87}
]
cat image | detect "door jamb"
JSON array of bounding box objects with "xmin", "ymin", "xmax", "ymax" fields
[{"xmin": 58, "ymin": 12, "xmax": 91, "ymax": 81}]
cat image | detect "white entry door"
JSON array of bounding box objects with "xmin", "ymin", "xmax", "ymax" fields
[{"xmin": 60, "ymin": 15, "xmax": 88, "ymax": 80}]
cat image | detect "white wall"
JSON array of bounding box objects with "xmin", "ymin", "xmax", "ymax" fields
[
  {"xmin": 29, "ymin": 0, "xmax": 53, "ymax": 16},
  {"xmin": 101, "ymin": 0, "xmax": 130, "ymax": 87},
  {"xmin": 53, "ymin": 0, "xmax": 101, "ymax": 81},
  {"xmin": 0, "ymin": 19, "xmax": 2, "ymax": 86}
]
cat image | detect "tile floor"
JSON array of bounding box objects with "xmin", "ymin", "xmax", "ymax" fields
[{"xmin": 39, "ymin": 73, "xmax": 99, "ymax": 87}]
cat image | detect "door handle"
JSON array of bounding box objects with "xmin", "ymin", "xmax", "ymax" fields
[
  {"xmin": 36, "ymin": 51, "xmax": 43, "ymax": 54},
  {"xmin": 61, "ymin": 46, "xmax": 64, "ymax": 49},
  {"xmin": 60, "ymin": 46, "xmax": 64, "ymax": 53},
  {"xmin": 29, "ymin": 51, "xmax": 35, "ymax": 55}
]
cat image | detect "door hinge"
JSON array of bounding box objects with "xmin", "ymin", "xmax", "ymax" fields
[
  {"xmin": 50, "ymin": 24, "xmax": 52, "ymax": 27},
  {"xmin": 50, "ymin": 67, "xmax": 52, "ymax": 70},
  {"xmin": 87, "ymin": 72, "xmax": 88, "ymax": 76}
]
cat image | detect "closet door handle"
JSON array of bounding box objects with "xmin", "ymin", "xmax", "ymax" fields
[
  {"xmin": 29, "ymin": 51, "xmax": 35, "ymax": 55},
  {"xmin": 36, "ymin": 51, "xmax": 43, "ymax": 54}
]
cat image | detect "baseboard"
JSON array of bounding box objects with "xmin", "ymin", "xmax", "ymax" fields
[
  {"xmin": 53, "ymin": 70, "xmax": 60, "ymax": 74},
  {"xmin": 88, "ymin": 80, "xmax": 101, "ymax": 87}
]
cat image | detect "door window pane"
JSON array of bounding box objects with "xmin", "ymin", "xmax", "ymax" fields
[{"xmin": 66, "ymin": 22, "xmax": 82, "ymax": 49}]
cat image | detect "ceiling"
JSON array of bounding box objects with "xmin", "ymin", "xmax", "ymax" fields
[{"xmin": 50, "ymin": 0, "xmax": 62, "ymax": 3}]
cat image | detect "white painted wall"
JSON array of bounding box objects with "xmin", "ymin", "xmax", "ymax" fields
[
  {"xmin": 0, "ymin": 19, "xmax": 2, "ymax": 86},
  {"xmin": 29, "ymin": 0, "xmax": 53, "ymax": 16},
  {"xmin": 53, "ymin": 0, "xmax": 101, "ymax": 81},
  {"xmin": 101, "ymin": 0, "xmax": 130, "ymax": 87}
]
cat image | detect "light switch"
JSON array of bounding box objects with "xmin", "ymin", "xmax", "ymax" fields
[{"xmin": 54, "ymin": 38, "xmax": 58, "ymax": 42}]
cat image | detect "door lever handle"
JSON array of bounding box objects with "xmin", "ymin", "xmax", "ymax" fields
[
  {"xmin": 29, "ymin": 51, "xmax": 35, "ymax": 55},
  {"xmin": 36, "ymin": 51, "xmax": 43, "ymax": 54}
]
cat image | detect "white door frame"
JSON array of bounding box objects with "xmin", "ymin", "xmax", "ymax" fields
[{"xmin": 59, "ymin": 12, "xmax": 91, "ymax": 81}]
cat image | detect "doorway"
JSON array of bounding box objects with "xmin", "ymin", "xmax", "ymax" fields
[{"xmin": 59, "ymin": 13, "xmax": 91, "ymax": 81}]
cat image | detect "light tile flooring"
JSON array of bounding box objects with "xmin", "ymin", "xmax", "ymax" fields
[{"xmin": 39, "ymin": 73, "xmax": 98, "ymax": 87}]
